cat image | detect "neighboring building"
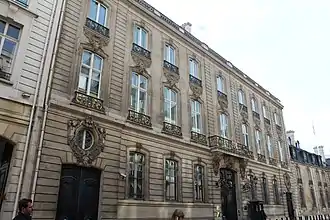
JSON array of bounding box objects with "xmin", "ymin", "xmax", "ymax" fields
[
  {"xmin": 286, "ymin": 131, "xmax": 330, "ymax": 218},
  {"xmin": 2, "ymin": 0, "xmax": 293, "ymax": 219},
  {"xmin": 0, "ymin": 0, "xmax": 63, "ymax": 219}
]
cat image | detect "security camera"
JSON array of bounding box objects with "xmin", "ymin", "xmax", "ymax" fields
[{"xmin": 119, "ymin": 172, "xmax": 126, "ymax": 179}]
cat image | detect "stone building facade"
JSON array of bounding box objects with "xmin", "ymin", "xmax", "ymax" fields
[
  {"xmin": 0, "ymin": 0, "xmax": 299, "ymax": 220},
  {"xmin": 286, "ymin": 131, "xmax": 330, "ymax": 219},
  {"xmin": 0, "ymin": 0, "xmax": 64, "ymax": 219}
]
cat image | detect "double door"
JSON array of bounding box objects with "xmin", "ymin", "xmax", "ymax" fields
[
  {"xmin": 56, "ymin": 165, "xmax": 101, "ymax": 220},
  {"xmin": 220, "ymin": 168, "xmax": 238, "ymax": 220}
]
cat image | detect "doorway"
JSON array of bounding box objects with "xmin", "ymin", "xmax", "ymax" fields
[
  {"xmin": 220, "ymin": 168, "xmax": 238, "ymax": 220},
  {"xmin": 55, "ymin": 164, "xmax": 101, "ymax": 220},
  {"xmin": 0, "ymin": 138, "xmax": 13, "ymax": 210},
  {"xmin": 286, "ymin": 192, "xmax": 295, "ymax": 220}
]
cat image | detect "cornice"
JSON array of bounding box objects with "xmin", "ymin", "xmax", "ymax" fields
[{"xmin": 125, "ymin": 0, "xmax": 283, "ymax": 109}]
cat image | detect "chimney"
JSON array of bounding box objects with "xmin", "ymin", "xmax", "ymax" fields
[
  {"xmin": 313, "ymin": 146, "xmax": 319, "ymax": 155},
  {"xmin": 182, "ymin": 22, "xmax": 192, "ymax": 33},
  {"xmin": 286, "ymin": 130, "xmax": 295, "ymax": 146},
  {"xmin": 318, "ymin": 146, "xmax": 326, "ymax": 163}
]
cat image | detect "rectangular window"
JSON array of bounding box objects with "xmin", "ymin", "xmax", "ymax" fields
[
  {"xmin": 79, "ymin": 51, "xmax": 103, "ymax": 97},
  {"xmin": 273, "ymin": 179, "xmax": 280, "ymax": 204},
  {"xmin": 274, "ymin": 113, "xmax": 279, "ymax": 125},
  {"xmin": 217, "ymin": 76, "xmax": 225, "ymax": 93},
  {"xmin": 128, "ymin": 152, "xmax": 144, "ymax": 199},
  {"xmin": 189, "ymin": 58, "xmax": 198, "ymax": 78},
  {"xmin": 133, "ymin": 26, "xmax": 147, "ymax": 49},
  {"xmin": 219, "ymin": 114, "xmax": 229, "ymax": 138},
  {"xmin": 255, "ymin": 130, "xmax": 261, "ymax": 154},
  {"xmin": 164, "ymin": 87, "xmax": 177, "ymax": 125},
  {"xmin": 263, "ymin": 105, "xmax": 268, "ymax": 119},
  {"xmin": 164, "ymin": 44, "xmax": 175, "ymax": 65},
  {"xmin": 0, "ymin": 20, "xmax": 21, "ymax": 79},
  {"xmin": 130, "ymin": 72, "xmax": 148, "ymax": 114},
  {"xmin": 251, "ymin": 98, "xmax": 258, "ymax": 112},
  {"xmin": 88, "ymin": 0, "xmax": 107, "ymax": 26},
  {"xmin": 238, "ymin": 90, "xmax": 245, "ymax": 105},
  {"xmin": 267, "ymin": 135, "xmax": 273, "ymax": 158},
  {"xmin": 15, "ymin": 0, "xmax": 28, "ymax": 6},
  {"xmin": 165, "ymin": 159, "xmax": 177, "ymax": 201},
  {"xmin": 278, "ymin": 141, "xmax": 283, "ymax": 161},
  {"xmin": 299, "ymin": 186, "xmax": 306, "ymax": 207},
  {"xmin": 242, "ymin": 124, "xmax": 249, "ymax": 147},
  {"xmin": 191, "ymin": 100, "xmax": 201, "ymax": 133},
  {"xmin": 194, "ymin": 165, "xmax": 204, "ymax": 201}
]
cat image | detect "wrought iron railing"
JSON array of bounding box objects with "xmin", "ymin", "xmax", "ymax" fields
[
  {"xmin": 163, "ymin": 60, "xmax": 179, "ymax": 74},
  {"xmin": 269, "ymin": 158, "xmax": 278, "ymax": 166},
  {"xmin": 127, "ymin": 110, "xmax": 152, "ymax": 128},
  {"xmin": 252, "ymin": 111, "xmax": 260, "ymax": 119},
  {"xmin": 72, "ymin": 91, "xmax": 105, "ymax": 112},
  {"xmin": 239, "ymin": 103, "xmax": 248, "ymax": 113},
  {"xmin": 132, "ymin": 43, "xmax": 151, "ymax": 59},
  {"xmin": 189, "ymin": 74, "xmax": 202, "ymax": 87},
  {"xmin": 257, "ymin": 154, "xmax": 266, "ymax": 163},
  {"xmin": 85, "ymin": 18, "xmax": 110, "ymax": 37},
  {"xmin": 191, "ymin": 131, "xmax": 207, "ymax": 145},
  {"xmin": 162, "ymin": 122, "xmax": 182, "ymax": 137}
]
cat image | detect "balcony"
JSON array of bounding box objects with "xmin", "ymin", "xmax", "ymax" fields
[
  {"xmin": 85, "ymin": 17, "xmax": 110, "ymax": 37},
  {"xmin": 309, "ymin": 180, "xmax": 313, "ymax": 185},
  {"xmin": 239, "ymin": 103, "xmax": 248, "ymax": 113},
  {"xmin": 264, "ymin": 117, "xmax": 270, "ymax": 125},
  {"xmin": 132, "ymin": 43, "xmax": 151, "ymax": 60},
  {"xmin": 318, "ymin": 182, "xmax": 322, "ymax": 187},
  {"xmin": 276, "ymin": 124, "xmax": 282, "ymax": 132},
  {"xmin": 269, "ymin": 158, "xmax": 278, "ymax": 166},
  {"xmin": 72, "ymin": 91, "xmax": 105, "ymax": 112},
  {"xmin": 257, "ymin": 154, "xmax": 266, "ymax": 163},
  {"xmin": 191, "ymin": 131, "xmax": 207, "ymax": 145},
  {"xmin": 163, "ymin": 60, "xmax": 179, "ymax": 74},
  {"xmin": 127, "ymin": 110, "xmax": 152, "ymax": 128},
  {"xmin": 297, "ymin": 178, "xmax": 303, "ymax": 184},
  {"xmin": 281, "ymin": 161, "xmax": 288, "ymax": 169},
  {"xmin": 237, "ymin": 143, "xmax": 254, "ymax": 159},
  {"xmin": 162, "ymin": 122, "xmax": 182, "ymax": 137},
  {"xmin": 189, "ymin": 75, "xmax": 202, "ymax": 87},
  {"xmin": 209, "ymin": 136, "xmax": 252, "ymax": 159},
  {"xmin": 252, "ymin": 111, "xmax": 260, "ymax": 120}
]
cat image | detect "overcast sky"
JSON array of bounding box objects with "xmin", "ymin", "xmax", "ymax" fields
[{"xmin": 145, "ymin": 0, "xmax": 330, "ymax": 156}]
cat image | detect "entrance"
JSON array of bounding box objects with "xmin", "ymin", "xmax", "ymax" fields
[
  {"xmin": 55, "ymin": 164, "xmax": 101, "ymax": 220},
  {"xmin": 0, "ymin": 138, "xmax": 13, "ymax": 210},
  {"xmin": 220, "ymin": 168, "xmax": 238, "ymax": 220},
  {"xmin": 286, "ymin": 192, "xmax": 295, "ymax": 220}
]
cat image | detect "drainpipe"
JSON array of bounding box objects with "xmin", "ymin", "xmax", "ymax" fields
[
  {"xmin": 30, "ymin": 0, "xmax": 67, "ymax": 203},
  {"xmin": 12, "ymin": 0, "xmax": 62, "ymax": 217}
]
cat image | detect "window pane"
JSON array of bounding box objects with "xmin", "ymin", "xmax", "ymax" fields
[
  {"xmin": 79, "ymin": 67, "xmax": 89, "ymax": 91},
  {"xmin": 130, "ymin": 87, "xmax": 138, "ymax": 110},
  {"xmin": 6, "ymin": 25, "xmax": 20, "ymax": 39},
  {"xmin": 0, "ymin": 21, "xmax": 5, "ymax": 34},
  {"xmin": 98, "ymin": 5, "xmax": 107, "ymax": 26},
  {"xmin": 195, "ymin": 102, "xmax": 200, "ymax": 113},
  {"xmin": 2, "ymin": 39, "xmax": 16, "ymax": 57},
  {"xmin": 89, "ymin": 0, "xmax": 98, "ymax": 21},
  {"xmin": 171, "ymin": 104, "xmax": 176, "ymax": 123},
  {"xmin": 171, "ymin": 89, "xmax": 177, "ymax": 102},
  {"xmin": 131, "ymin": 72, "xmax": 138, "ymax": 86},
  {"xmin": 139, "ymin": 76, "xmax": 147, "ymax": 89},
  {"xmin": 90, "ymin": 79, "xmax": 99, "ymax": 96},
  {"xmin": 134, "ymin": 27, "xmax": 140, "ymax": 45},
  {"xmin": 82, "ymin": 51, "xmax": 92, "ymax": 66},
  {"xmin": 164, "ymin": 101, "xmax": 170, "ymax": 122},
  {"xmin": 93, "ymin": 55, "xmax": 102, "ymax": 70},
  {"xmin": 139, "ymin": 90, "xmax": 146, "ymax": 113},
  {"xmin": 169, "ymin": 47, "xmax": 175, "ymax": 64},
  {"xmin": 141, "ymin": 29, "xmax": 147, "ymax": 48},
  {"xmin": 217, "ymin": 77, "xmax": 223, "ymax": 92},
  {"xmin": 196, "ymin": 114, "xmax": 201, "ymax": 130}
]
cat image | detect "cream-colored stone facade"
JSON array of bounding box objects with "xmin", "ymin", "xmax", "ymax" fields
[{"xmin": 0, "ymin": 0, "xmax": 63, "ymax": 219}]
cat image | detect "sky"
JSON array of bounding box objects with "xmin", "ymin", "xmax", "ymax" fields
[{"xmin": 145, "ymin": 0, "xmax": 330, "ymax": 156}]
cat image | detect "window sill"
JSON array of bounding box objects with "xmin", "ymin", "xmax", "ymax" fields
[
  {"xmin": 0, "ymin": 78, "xmax": 14, "ymax": 86},
  {"xmin": 7, "ymin": 0, "xmax": 38, "ymax": 18}
]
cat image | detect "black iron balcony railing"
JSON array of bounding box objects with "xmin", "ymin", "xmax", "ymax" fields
[
  {"xmin": 72, "ymin": 91, "xmax": 105, "ymax": 112},
  {"xmin": 252, "ymin": 111, "xmax": 260, "ymax": 119},
  {"xmin": 264, "ymin": 117, "xmax": 270, "ymax": 125},
  {"xmin": 257, "ymin": 154, "xmax": 266, "ymax": 163},
  {"xmin": 163, "ymin": 60, "xmax": 179, "ymax": 74},
  {"xmin": 127, "ymin": 110, "xmax": 152, "ymax": 128},
  {"xmin": 237, "ymin": 143, "xmax": 254, "ymax": 159},
  {"xmin": 239, "ymin": 103, "xmax": 248, "ymax": 113},
  {"xmin": 209, "ymin": 136, "xmax": 252, "ymax": 159},
  {"xmin": 189, "ymin": 74, "xmax": 202, "ymax": 87},
  {"xmin": 132, "ymin": 43, "xmax": 151, "ymax": 59},
  {"xmin": 162, "ymin": 122, "xmax": 182, "ymax": 137},
  {"xmin": 191, "ymin": 131, "xmax": 207, "ymax": 145},
  {"xmin": 269, "ymin": 158, "xmax": 278, "ymax": 166},
  {"xmin": 297, "ymin": 178, "xmax": 303, "ymax": 184},
  {"xmin": 281, "ymin": 161, "xmax": 288, "ymax": 169},
  {"xmin": 85, "ymin": 17, "xmax": 110, "ymax": 37}
]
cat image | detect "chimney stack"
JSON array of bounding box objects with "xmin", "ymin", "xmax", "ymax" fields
[
  {"xmin": 318, "ymin": 146, "xmax": 326, "ymax": 163},
  {"xmin": 286, "ymin": 130, "xmax": 295, "ymax": 146},
  {"xmin": 313, "ymin": 146, "xmax": 319, "ymax": 155},
  {"xmin": 182, "ymin": 22, "xmax": 192, "ymax": 33}
]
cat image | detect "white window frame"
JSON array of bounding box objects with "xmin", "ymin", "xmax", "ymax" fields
[
  {"xmin": 164, "ymin": 44, "xmax": 175, "ymax": 65},
  {"xmin": 251, "ymin": 98, "xmax": 258, "ymax": 112},
  {"xmin": 0, "ymin": 20, "xmax": 21, "ymax": 75},
  {"xmin": 219, "ymin": 113, "xmax": 229, "ymax": 138},
  {"xmin": 267, "ymin": 135, "xmax": 273, "ymax": 158},
  {"xmin": 238, "ymin": 90, "xmax": 245, "ymax": 105},
  {"xmin": 217, "ymin": 76, "xmax": 225, "ymax": 93},
  {"xmin": 88, "ymin": 0, "xmax": 108, "ymax": 26},
  {"xmin": 79, "ymin": 50, "xmax": 103, "ymax": 98},
  {"xmin": 242, "ymin": 124, "xmax": 249, "ymax": 147},
  {"xmin": 134, "ymin": 25, "xmax": 148, "ymax": 49},
  {"xmin": 255, "ymin": 129, "xmax": 261, "ymax": 154},
  {"xmin": 191, "ymin": 100, "xmax": 202, "ymax": 133},
  {"xmin": 130, "ymin": 72, "xmax": 148, "ymax": 114},
  {"xmin": 189, "ymin": 58, "xmax": 199, "ymax": 79},
  {"xmin": 263, "ymin": 105, "xmax": 268, "ymax": 119},
  {"xmin": 164, "ymin": 87, "xmax": 177, "ymax": 125}
]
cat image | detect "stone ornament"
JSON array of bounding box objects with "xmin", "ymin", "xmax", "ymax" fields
[
  {"xmin": 67, "ymin": 116, "xmax": 106, "ymax": 166},
  {"xmin": 164, "ymin": 70, "xmax": 180, "ymax": 88},
  {"xmin": 217, "ymin": 94, "xmax": 228, "ymax": 111},
  {"xmin": 131, "ymin": 50, "xmax": 152, "ymax": 70},
  {"xmin": 189, "ymin": 81, "xmax": 203, "ymax": 99},
  {"xmin": 283, "ymin": 172, "xmax": 291, "ymax": 191},
  {"xmin": 239, "ymin": 159, "xmax": 248, "ymax": 180},
  {"xmin": 172, "ymin": 209, "xmax": 184, "ymax": 220},
  {"xmin": 83, "ymin": 27, "xmax": 110, "ymax": 53}
]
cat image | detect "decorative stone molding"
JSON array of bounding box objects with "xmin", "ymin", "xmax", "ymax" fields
[
  {"xmin": 83, "ymin": 20, "xmax": 110, "ymax": 54},
  {"xmin": 239, "ymin": 159, "xmax": 248, "ymax": 180},
  {"xmin": 217, "ymin": 91, "xmax": 228, "ymax": 111},
  {"xmin": 131, "ymin": 43, "xmax": 152, "ymax": 70},
  {"xmin": 171, "ymin": 209, "xmax": 184, "ymax": 220},
  {"xmin": 67, "ymin": 116, "xmax": 106, "ymax": 166},
  {"xmin": 163, "ymin": 60, "xmax": 179, "ymax": 88},
  {"xmin": 283, "ymin": 172, "xmax": 291, "ymax": 191},
  {"xmin": 189, "ymin": 75, "xmax": 203, "ymax": 99}
]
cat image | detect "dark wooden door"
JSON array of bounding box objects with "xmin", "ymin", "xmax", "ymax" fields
[
  {"xmin": 220, "ymin": 168, "xmax": 238, "ymax": 220},
  {"xmin": 286, "ymin": 192, "xmax": 295, "ymax": 220},
  {"xmin": 56, "ymin": 165, "xmax": 101, "ymax": 220},
  {"xmin": 0, "ymin": 140, "xmax": 13, "ymax": 210}
]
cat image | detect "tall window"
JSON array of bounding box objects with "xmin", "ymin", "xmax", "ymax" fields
[
  {"xmin": 217, "ymin": 76, "xmax": 225, "ymax": 93},
  {"xmin": 164, "ymin": 87, "xmax": 177, "ymax": 125},
  {"xmin": 267, "ymin": 135, "xmax": 273, "ymax": 158},
  {"xmin": 273, "ymin": 177, "xmax": 280, "ymax": 204},
  {"xmin": 164, "ymin": 44, "xmax": 175, "ymax": 65},
  {"xmin": 278, "ymin": 141, "xmax": 284, "ymax": 161},
  {"xmin": 238, "ymin": 90, "xmax": 245, "ymax": 105},
  {"xmin": 191, "ymin": 100, "xmax": 201, "ymax": 133},
  {"xmin": 251, "ymin": 98, "xmax": 258, "ymax": 112},
  {"xmin": 262, "ymin": 174, "xmax": 268, "ymax": 204},
  {"xmin": 128, "ymin": 152, "xmax": 145, "ymax": 199},
  {"xmin": 131, "ymin": 72, "xmax": 148, "ymax": 113},
  {"xmin": 274, "ymin": 112, "xmax": 279, "ymax": 125},
  {"xmin": 189, "ymin": 58, "xmax": 198, "ymax": 78},
  {"xmin": 194, "ymin": 165, "xmax": 204, "ymax": 201},
  {"xmin": 133, "ymin": 26, "xmax": 147, "ymax": 49},
  {"xmin": 263, "ymin": 105, "xmax": 269, "ymax": 119},
  {"xmin": 88, "ymin": 0, "xmax": 107, "ymax": 26},
  {"xmin": 165, "ymin": 159, "xmax": 178, "ymax": 201},
  {"xmin": 296, "ymin": 166, "xmax": 301, "ymax": 179},
  {"xmin": 219, "ymin": 114, "xmax": 229, "ymax": 138},
  {"xmin": 299, "ymin": 186, "xmax": 306, "ymax": 208},
  {"xmin": 255, "ymin": 129, "xmax": 261, "ymax": 154},
  {"xmin": 79, "ymin": 51, "xmax": 103, "ymax": 97},
  {"xmin": 242, "ymin": 124, "xmax": 249, "ymax": 147},
  {"xmin": 0, "ymin": 20, "xmax": 21, "ymax": 77}
]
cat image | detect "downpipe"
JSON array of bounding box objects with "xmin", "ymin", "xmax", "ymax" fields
[
  {"xmin": 30, "ymin": 0, "xmax": 67, "ymax": 203},
  {"xmin": 12, "ymin": 0, "xmax": 60, "ymax": 217}
]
